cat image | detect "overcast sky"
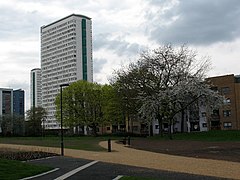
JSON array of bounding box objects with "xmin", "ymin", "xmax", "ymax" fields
[{"xmin": 1, "ymin": 0, "xmax": 240, "ymax": 110}]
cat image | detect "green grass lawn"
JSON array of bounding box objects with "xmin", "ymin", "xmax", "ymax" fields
[
  {"xmin": 0, "ymin": 136, "xmax": 120, "ymax": 151},
  {"xmin": 120, "ymin": 176, "xmax": 162, "ymax": 180},
  {"xmin": 0, "ymin": 130, "xmax": 239, "ymax": 152},
  {"xmin": 0, "ymin": 158, "xmax": 52, "ymax": 180},
  {"xmin": 150, "ymin": 130, "xmax": 240, "ymax": 141}
]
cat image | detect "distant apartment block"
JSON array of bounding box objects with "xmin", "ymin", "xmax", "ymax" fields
[
  {"xmin": 0, "ymin": 88, "xmax": 25, "ymax": 135},
  {"xmin": 13, "ymin": 89, "xmax": 25, "ymax": 116},
  {"xmin": 207, "ymin": 74, "xmax": 240, "ymax": 130},
  {"xmin": 0, "ymin": 88, "xmax": 25, "ymax": 117},
  {"xmin": 122, "ymin": 74, "xmax": 240, "ymax": 135},
  {"xmin": 41, "ymin": 14, "xmax": 93, "ymax": 129},
  {"xmin": 0, "ymin": 88, "xmax": 13, "ymax": 116},
  {"xmin": 30, "ymin": 68, "xmax": 42, "ymax": 107}
]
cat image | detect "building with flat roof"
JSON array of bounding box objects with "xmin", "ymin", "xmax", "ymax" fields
[
  {"xmin": 13, "ymin": 89, "xmax": 25, "ymax": 116},
  {"xmin": 207, "ymin": 74, "xmax": 240, "ymax": 130},
  {"xmin": 0, "ymin": 88, "xmax": 13, "ymax": 116},
  {"xmin": 30, "ymin": 68, "xmax": 42, "ymax": 108},
  {"xmin": 0, "ymin": 88, "xmax": 25, "ymax": 135},
  {"xmin": 41, "ymin": 14, "xmax": 93, "ymax": 129}
]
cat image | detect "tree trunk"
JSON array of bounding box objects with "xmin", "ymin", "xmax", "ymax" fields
[
  {"xmin": 181, "ymin": 110, "xmax": 185, "ymax": 133},
  {"xmin": 149, "ymin": 123, "xmax": 153, "ymax": 136},
  {"xmin": 157, "ymin": 113, "xmax": 163, "ymax": 137},
  {"xmin": 91, "ymin": 123, "xmax": 98, "ymax": 137},
  {"xmin": 168, "ymin": 119, "xmax": 173, "ymax": 140}
]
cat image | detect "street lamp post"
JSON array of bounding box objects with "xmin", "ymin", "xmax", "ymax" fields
[{"xmin": 60, "ymin": 83, "xmax": 69, "ymax": 156}]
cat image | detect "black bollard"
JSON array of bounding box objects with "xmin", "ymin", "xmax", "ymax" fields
[
  {"xmin": 123, "ymin": 137, "xmax": 126, "ymax": 145},
  {"xmin": 127, "ymin": 136, "xmax": 130, "ymax": 145},
  {"xmin": 108, "ymin": 139, "xmax": 111, "ymax": 152}
]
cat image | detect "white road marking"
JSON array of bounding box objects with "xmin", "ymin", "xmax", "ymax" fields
[
  {"xmin": 54, "ymin": 160, "xmax": 99, "ymax": 180},
  {"xmin": 20, "ymin": 168, "xmax": 59, "ymax": 180},
  {"xmin": 112, "ymin": 175, "xmax": 124, "ymax": 180},
  {"xmin": 22, "ymin": 155, "xmax": 58, "ymax": 162}
]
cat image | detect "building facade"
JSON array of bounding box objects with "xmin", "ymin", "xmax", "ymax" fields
[
  {"xmin": 207, "ymin": 74, "xmax": 240, "ymax": 130},
  {"xmin": 0, "ymin": 88, "xmax": 13, "ymax": 134},
  {"xmin": 13, "ymin": 89, "xmax": 25, "ymax": 116},
  {"xmin": 41, "ymin": 14, "xmax": 93, "ymax": 129},
  {"xmin": 30, "ymin": 68, "xmax": 42, "ymax": 108},
  {"xmin": 0, "ymin": 88, "xmax": 13, "ymax": 116},
  {"xmin": 0, "ymin": 88, "xmax": 25, "ymax": 135}
]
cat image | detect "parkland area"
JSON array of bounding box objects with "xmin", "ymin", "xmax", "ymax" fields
[{"xmin": 0, "ymin": 130, "xmax": 239, "ymax": 179}]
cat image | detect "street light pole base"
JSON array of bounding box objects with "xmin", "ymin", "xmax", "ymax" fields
[{"xmin": 61, "ymin": 142, "xmax": 64, "ymax": 156}]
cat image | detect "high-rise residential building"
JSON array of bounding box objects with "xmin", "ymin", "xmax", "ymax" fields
[
  {"xmin": 41, "ymin": 14, "xmax": 93, "ymax": 129},
  {"xmin": 13, "ymin": 89, "xmax": 25, "ymax": 116},
  {"xmin": 30, "ymin": 68, "xmax": 42, "ymax": 108}
]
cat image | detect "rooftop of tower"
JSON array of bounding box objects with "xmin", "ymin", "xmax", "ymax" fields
[
  {"xmin": 31, "ymin": 68, "xmax": 41, "ymax": 72},
  {"xmin": 41, "ymin": 14, "xmax": 91, "ymax": 29}
]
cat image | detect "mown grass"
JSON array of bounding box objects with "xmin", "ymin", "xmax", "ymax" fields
[
  {"xmin": 150, "ymin": 130, "xmax": 240, "ymax": 142},
  {"xmin": 0, "ymin": 136, "xmax": 120, "ymax": 151},
  {"xmin": 120, "ymin": 176, "xmax": 162, "ymax": 180},
  {"xmin": 0, "ymin": 158, "xmax": 52, "ymax": 180},
  {"xmin": 0, "ymin": 130, "xmax": 239, "ymax": 152}
]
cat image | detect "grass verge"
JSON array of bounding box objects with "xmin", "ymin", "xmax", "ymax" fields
[
  {"xmin": 0, "ymin": 136, "xmax": 120, "ymax": 151},
  {"xmin": 120, "ymin": 176, "xmax": 162, "ymax": 180},
  {"xmin": 0, "ymin": 158, "xmax": 52, "ymax": 180},
  {"xmin": 0, "ymin": 130, "xmax": 239, "ymax": 152},
  {"xmin": 149, "ymin": 130, "xmax": 240, "ymax": 141}
]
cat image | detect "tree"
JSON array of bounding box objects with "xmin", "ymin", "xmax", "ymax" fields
[
  {"xmin": 0, "ymin": 114, "xmax": 25, "ymax": 136},
  {"xmin": 25, "ymin": 106, "xmax": 47, "ymax": 136},
  {"xmin": 56, "ymin": 81, "xmax": 89, "ymax": 134},
  {"xmin": 0, "ymin": 115, "xmax": 13, "ymax": 136},
  {"xmin": 55, "ymin": 81, "xmax": 123, "ymax": 135},
  {"xmin": 12, "ymin": 114, "xmax": 25, "ymax": 136},
  {"xmin": 101, "ymin": 84, "xmax": 126, "ymax": 131},
  {"xmin": 113, "ymin": 44, "xmax": 224, "ymax": 138},
  {"xmin": 111, "ymin": 67, "xmax": 142, "ymax": 134}
]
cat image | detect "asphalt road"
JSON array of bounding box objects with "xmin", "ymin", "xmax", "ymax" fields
[{"xmin": 26, "ymin": 156, "xmax": 227, "ymax": 180}]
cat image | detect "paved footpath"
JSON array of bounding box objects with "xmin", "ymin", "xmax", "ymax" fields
[{"xmin": 0, "ymin": 141, "xmax": 240, "ymax": 180}]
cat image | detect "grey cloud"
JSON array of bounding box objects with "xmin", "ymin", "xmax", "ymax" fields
[
  {"xmin": 0, "ymin": 6, "xmax": 50, "ymax": 40},
  {"xmin": 6, "ymin": 80, "xmax": 29, "ymax": 91},
  {"xmin": 93, "ymin": 58, "xmax": 107, "ymax": 73},
  {"xmin": 5, "ymin": 80, "xmax": 30, "ymax": 110},
  {"xmin": 5, "ymin": 51, "xmax": 39, "ymax": 65},
  {"xmin": 147, "ymin": 0, "xmax": 240, "ymax": 45},
  {"xmin": 93, "ymin": 33, "xmax": 144, "ymax": 56}
]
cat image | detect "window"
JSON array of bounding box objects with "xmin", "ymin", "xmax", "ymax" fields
[
  {"xmin": 133, "ymin": 126, "xmax": 138, "ymax": 131},
  {"xmin": 212, "ymin": 109, "xmax": 219, "ymax": 116},
  {"xmin": 223, "ymin": 110, "xmax": 231, "ymax": 117},
  {"xmin": 155, "ymin": 125, "xmax": 159, "ymax": 129},
  {"xmin": 202, "ymin": 123, "xmax": 207, "ymax": 128},
  {"xmin": 202, "ymin": 112, "xmax": 206, "ymax": 117},
  {"xmin": 221, "ymin": 87, "xmax": 230, "ymax": 94},
  {"xmin": 106, "ymin": 127, "xmax": 111, "ymax": 131},
  {"xmin": 223, "ymin": 122, "xmax": 232, "ymax": 128},
  {"xmin": 210, "ymin": 86, "xmax": 218, "ymax": 92},
  {"xmin": 227, "ymin": 98, "xmax": 231, "ymax": 103},
  {"xmin": 223, "ymin": 98, "xmax": 231, "ymax": 104}
]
